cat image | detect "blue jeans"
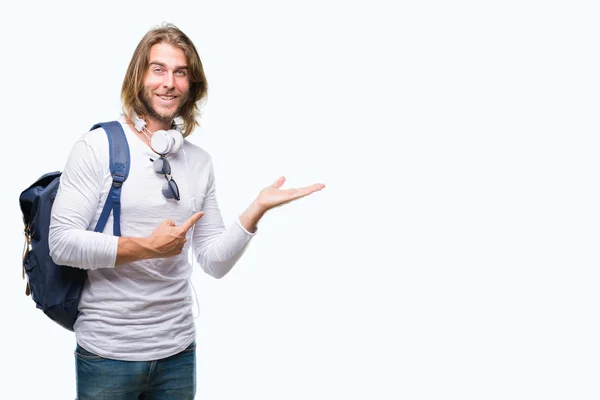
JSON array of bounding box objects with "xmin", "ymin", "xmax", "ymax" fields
[{"xmin": 75, "ymin": 341, "xmax": 196, "ymax": 399}]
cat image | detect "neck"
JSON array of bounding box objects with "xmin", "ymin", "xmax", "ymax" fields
[{"xmin": 145, "ymin": 117, "xmax": 173, "ymax": 133}]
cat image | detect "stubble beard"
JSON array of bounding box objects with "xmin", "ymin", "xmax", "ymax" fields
[{"xmin": 140, "ymin": 88, "xmax": 188, "ymax": 126}]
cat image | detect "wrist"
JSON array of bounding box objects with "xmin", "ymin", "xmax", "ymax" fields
[
  {"xmin": 251, "ymin": 199, "xmax": 268, "ymax": 217},
  {"xmin": 140, "ymin": 236, "xmax": 158, "ymax": 259},
  {"xmin": 239, "ymin": 200, "xmax": 267, "ymax": 233},
  {"xmin": 116, "ymin": 236, "xmax": 157, "ymax": 265}
]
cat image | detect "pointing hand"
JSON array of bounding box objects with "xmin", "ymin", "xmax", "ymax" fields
[{"xmin": 147, "ymin": 212, "xmax": 204, "ymax": 257}]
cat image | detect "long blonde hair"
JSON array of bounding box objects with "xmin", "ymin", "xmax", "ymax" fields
[{"xmin": 121, "ymin": 23, "xmax": 207, "ymax": 137}]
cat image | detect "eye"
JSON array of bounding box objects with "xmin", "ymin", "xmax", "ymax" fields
[
  {"xmin": 175, "ymin": 70, "xmax": 187, "ymax": 77},
  {"xmin": 153, "ymin": 67, "xmax": 164, "ymax": 74}
]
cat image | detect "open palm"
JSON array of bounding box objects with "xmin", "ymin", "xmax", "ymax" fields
[{"xmin": 256, "ymin": 176, "xmax": 325, "ymax": 211}]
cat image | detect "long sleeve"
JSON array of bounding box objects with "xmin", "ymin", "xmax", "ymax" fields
[
  {"xmin": 48, "ymin": 134, "xmax": 119, "ymax": 270},
  {"xmin": 191, "ymin": 158, "xmax": 256, "ymax": 279}
]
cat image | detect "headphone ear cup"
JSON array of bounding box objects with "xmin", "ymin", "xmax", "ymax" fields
[
  {"xmin": 151, "ymin": 130, "xmax": 171, "ymax": 154},
  {"xmin": 168, "ymin": 129, "xmax": 184, "ymax": 154}
]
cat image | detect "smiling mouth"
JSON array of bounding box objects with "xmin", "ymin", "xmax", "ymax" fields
[{"xmin": 157, "ymin": 94, "xmax": 177, "ymax": 101}]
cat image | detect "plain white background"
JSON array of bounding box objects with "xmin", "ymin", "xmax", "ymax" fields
[{"xmin": 2, "ymin": 0, "xmax": 600, "ymax": 398}]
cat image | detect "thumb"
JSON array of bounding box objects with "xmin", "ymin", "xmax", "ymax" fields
[{"xmin": 271, "ymin": 176, "xmax": 286, "ymax": 189}]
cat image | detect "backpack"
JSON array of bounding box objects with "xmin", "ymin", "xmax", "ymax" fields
[{"xmin": 19, "ymin": 121, "xmax": 130, "ymax": 331}]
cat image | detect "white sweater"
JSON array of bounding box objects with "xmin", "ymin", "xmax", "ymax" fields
[{"xmin": 49, "ymin": 119, "xmax": 255, "ymax": 361}]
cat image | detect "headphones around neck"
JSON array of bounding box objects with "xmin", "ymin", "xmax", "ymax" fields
[
  {"xmin": 131, "ymin": 113, "xmax": 184, "ymax": 155},
  {"xmin": 151, "ymin": 129, "xmax": 184, "ymax": 155}
]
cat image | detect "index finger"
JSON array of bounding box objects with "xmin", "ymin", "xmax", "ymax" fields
[{"xmin": 179, "ymin": 211, "xmax": 205, "ymax": 233}]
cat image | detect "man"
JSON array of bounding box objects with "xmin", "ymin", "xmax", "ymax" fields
[{"xmin": 48, "ymin": 23, "xmax": 324, "ymax": 399}]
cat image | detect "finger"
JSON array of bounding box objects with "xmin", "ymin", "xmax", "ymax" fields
[
  {"xmin": 287, "ymin": 184, "xmax": 326, "ymax": 200},
  {"xmin": 310, "ymin": 183, "xmax": 326, "ymax": 191},
  {"xmin": 162, "ymin": 219, "xmax": 176, "ymax": 227},
  {"xmin": 180, "ymin": 211, "xmax": 205, "ymax": 233},
  {"xmin": 271, "ymin": 176, "xmax": 286, "ymax": 189}
]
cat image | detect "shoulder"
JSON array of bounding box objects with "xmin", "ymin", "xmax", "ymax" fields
[
  {"xmin": 63, "ymin": 124, "xmax": 113, "ymax": 172},
  {"xmin": 182, "ymin": 140, "xmax": 213, "ymax": 165},
  {"xmin": 75, "ymin": 120, "xmax": 132, "ymax": 155},
  {"xmin": 76, "ymin": 125, "xmax": 111, "ymax": 151}
]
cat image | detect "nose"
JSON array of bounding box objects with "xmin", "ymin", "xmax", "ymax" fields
[{"xmin": 162, "ymin": 72, "xmax": 175, "ymax": 89}]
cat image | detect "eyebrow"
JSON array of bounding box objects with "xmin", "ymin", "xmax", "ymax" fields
[{"xmin": 149, "ymin": 61, "xmax": 188, "ymax": 70}]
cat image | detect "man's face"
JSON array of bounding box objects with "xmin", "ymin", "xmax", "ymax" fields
[{"xmin": 141, "ymin": 42, "xmax": 190, "ymax": 125}]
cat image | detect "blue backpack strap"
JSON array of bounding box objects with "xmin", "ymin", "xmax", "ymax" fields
[{"xmin": 90, "ymin": 121, "xmax": 130, "ymax": 236}]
